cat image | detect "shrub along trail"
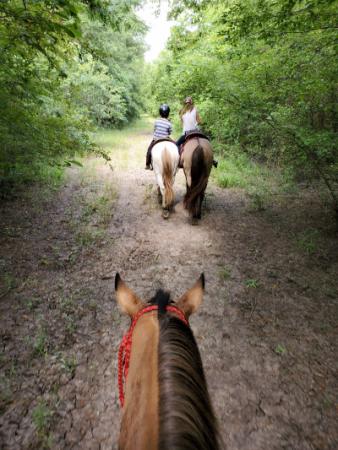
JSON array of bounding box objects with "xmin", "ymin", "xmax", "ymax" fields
[{"xmin": 0, "ymin": 118, "xmax": 337, "ymax": 449}]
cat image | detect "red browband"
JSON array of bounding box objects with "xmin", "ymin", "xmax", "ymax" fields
[{"xmin": 118, "ymin": 305, "xmax": 188, "ymax": 408}]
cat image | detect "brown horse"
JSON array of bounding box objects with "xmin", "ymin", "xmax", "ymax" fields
[
  {"xmin": 115, "ymin": 273, "xmax": 220, "ymax": 450},
  {"xmin": 181, "ymin": 137, "xmax": 213, "ymax": 221}
]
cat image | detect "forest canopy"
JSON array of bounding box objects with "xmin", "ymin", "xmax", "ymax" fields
[{"xmin": 0, "ymin": 0, "xmax": 146, "ymax": 190}]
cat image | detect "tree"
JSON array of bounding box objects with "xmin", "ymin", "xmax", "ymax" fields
[
  {"xmin": 148, "ymin": 0, "xmax": 338, "ymax": 217},
  {"xmin": 0, "ymin": 0, "xmax": 146, "ymax": 190}
]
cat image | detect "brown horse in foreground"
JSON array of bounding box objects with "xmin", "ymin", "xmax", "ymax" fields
[
  {"xmin": 115, "ymin": 273, "xmax": 220, "ymax": 450},
  {"xmin": 181, "ymin": 137, "xmax": 213, "ymax": 221}
]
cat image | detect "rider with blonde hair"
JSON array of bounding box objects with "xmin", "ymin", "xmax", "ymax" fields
[
  {"xmin": 176, "ymin": 96, "xmax": 218, "ymax": 167},
  {"xmin": 176, "ymin": 96, "xmax": 201, "ymax": 148}
]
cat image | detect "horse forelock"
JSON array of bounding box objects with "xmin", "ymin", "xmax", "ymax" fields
[{"xmin": 149, "ymin": 289, "xmax": 171, "ymax": 317}]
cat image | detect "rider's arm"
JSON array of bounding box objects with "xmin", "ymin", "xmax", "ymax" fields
[{"xmin": 196, "ymin": 110, "xmax": 202, "ymax": 124}]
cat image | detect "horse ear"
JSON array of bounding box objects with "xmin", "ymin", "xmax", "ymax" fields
[
  {"xmin": 177, "ymin": 273, "xmax": 205, "ymax": 318},
  {"xmin": 115, "ymin": 273, "xmax": 143, "ymax": 317}
]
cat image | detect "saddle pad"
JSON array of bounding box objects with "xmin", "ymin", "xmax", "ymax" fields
[
  {"xmin": 185, "ymin": 131, "xmax": 209, "ymax": 143},
  {"xmin": 150, "ymin": 137, "xmax": 177, "ymax": 153}
]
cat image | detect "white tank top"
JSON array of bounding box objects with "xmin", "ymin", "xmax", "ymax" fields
[{"xmin": 182, "ymin": 108, "xmax": 197, "ymax": 132}]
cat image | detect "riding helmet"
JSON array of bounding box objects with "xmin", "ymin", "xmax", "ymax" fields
[{"xmin": 159, "ymin": 104, "xmax": 170, "ymax": 118}]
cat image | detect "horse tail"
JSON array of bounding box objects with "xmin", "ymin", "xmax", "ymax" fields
[
  {"xmin": 162, "ymin": 147, "xmax": 174, "ymax": 208},
  {"xmin": 184, "ymin": 145, "xmax": 208, "ymax": 216}
]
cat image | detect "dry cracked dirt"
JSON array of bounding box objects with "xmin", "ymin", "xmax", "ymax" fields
[{"xmin": 0, "ymin": 121, "xmax": 337, "ymax": 450}]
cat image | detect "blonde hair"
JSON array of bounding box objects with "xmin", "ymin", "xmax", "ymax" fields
[{"xmin": 179, "ymin": 99, "xmax": 194, "ymax": 118}]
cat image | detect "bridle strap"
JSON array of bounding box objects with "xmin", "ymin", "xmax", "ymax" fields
[{"xmin": 118, "ymin": 305, "xmax": 188, "ymax": 408}]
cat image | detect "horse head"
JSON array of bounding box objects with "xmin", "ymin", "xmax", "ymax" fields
[{"xmin": 114, "ymin": 273, "xmax": 220, "ymax": 450}]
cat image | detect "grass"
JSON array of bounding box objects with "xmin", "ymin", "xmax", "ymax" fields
[
  {"xmin": 274, "ymin": 344, "xmax": 287, "ymax": 355},
  {"xmin": 60, "ymin": 355, "xmax": 77, "ymax": 377},
  {"xmin": 75, "ymin": 226, "xmax": 105, "ymax": 246},
  {"xmin": 59, "ymin": 296, "xmax": 75, "ymax": 313},
  {"xmin": 33, "ymin": 327, "xmax": 49, "ymax": 357},
  {"xmin": 94, "ymin": 115, "xmax": 152, "ymax": 147},
  {"xmin": 1, "ymin": 115, "xmax": 151, "ymax": 199},
  {"xmin": 0, "ymin": 273, "xmax": 17, "ymax": 298},
  {"xmin": 81, "ymin": 183, "xmax": 117, "ymax": 226},
  {"xmin": 40, "ymin": 117, "xmax": 152, "ymax": 253},
  {"xmin": 213, "ymin": 150, "xmax": 295, "ymax": 210},
  {"xmin": 58, "ymin": 296, "xmax": 78, "ymax": 338},
  {"xmin": 0, "ymin": 161, "xmax": 65, "ymax": 200},
  {"xmin": 32, "ymin": 400, "xmax": 53, "ymax": 448},
  {"xmin": 245, "ymin": 278, "xmax": 259, "ymax": 288},
  {"xmin": 26, "ymin": 297, "xmax": 41, "ymax": 311},
  {"xmin": 94, "ymin": 115, "xmax": 153, "ymax": 170},
  {"xmin": 295, "ymin": 228, "xmax": 320, "ymax": 255},
  {"xmin": 0, "ymin": 375, "xmax": 12, "ymax": 412},
  {"xmin": 219, "ymin": 266, "xmax": 231, "ymax": 281},
  {"xmin": 64, "ymin": 314, "xmax": 77, "ymax": 335},
  {"xmin": 67, "ymin": 158, "xmax": 117, "ymax": 248}
]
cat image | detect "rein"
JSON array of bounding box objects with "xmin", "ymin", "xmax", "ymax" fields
[{"xmin": 118, "ymin": 304, "xmax": 188, "ymax": 408}]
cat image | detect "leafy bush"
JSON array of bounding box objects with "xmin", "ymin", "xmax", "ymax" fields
[{"xmin": 0, "ymin": 0, "xmax": 145, "ymax": 191}]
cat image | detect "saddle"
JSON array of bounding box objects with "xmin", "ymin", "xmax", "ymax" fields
[
  {"xmin": 185, "ymin": 131, "xmax": 210, "ymax": 143},
  {"xmin": 149, "ymin": 137, "xmax": 177, "ymax": 153},
  {"xmin": 179, "ymin": 131, "xmax": 210, "ymax": 168}
]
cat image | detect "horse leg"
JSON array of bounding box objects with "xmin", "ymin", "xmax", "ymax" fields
[
  {"xmin": 184, "ymin": 173, "xmax": 192, "ymax": 209},
  {"xmin": 156, "ymin": 173, "xmax": 170, "ymax": 218},
  {"xmin": 157, "ymin": 187, "xmax": 162, "ymax": 205},
  {"xmin": 155, "ymin": 173, "xmax": 165, "ymax": 205},
  {"xmin": 162, "ymin": 208, "xmax": 170, "ymax": 219},
  {"xmin": 196, "ymin": 191, "xmax": 205, "ymax": 219},
  {"xmin": 162, "ymin": 190, "xmax": 170, "ymax": 219},
  {"xmin": 162, "ymin": 188, "xmax": 170, "ymax": 218}
]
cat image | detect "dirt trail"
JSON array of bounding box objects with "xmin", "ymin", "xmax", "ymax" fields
[{"xmin": 0, "ymin": 121, "xmax": 337, "ymax": 449}]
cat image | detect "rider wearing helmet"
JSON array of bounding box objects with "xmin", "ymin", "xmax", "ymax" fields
[{"xmin": 145, "ymin": 104, "xmax": 173, "ymax": 170}]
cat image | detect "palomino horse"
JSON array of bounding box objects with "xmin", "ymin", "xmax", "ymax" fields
[
  {"xmin": 151, "ymin": 141, "xmax": 179, "ymax": 219},
  {"xmin": 181, "ymin": 137, "xmax": 213, "ymax": 221},
  {"xmin": 115, "ymin": 273, "xmax": 220, "ymax": 450}
]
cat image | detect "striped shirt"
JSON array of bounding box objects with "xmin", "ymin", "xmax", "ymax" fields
[{"xmin": 153, "ymin": 118, "xmax": 172, "ymax": 139}]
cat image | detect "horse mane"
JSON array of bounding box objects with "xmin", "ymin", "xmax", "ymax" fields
[{"xmin": 150, "ymin": 290, "xmax": 220, "ymax": 450}]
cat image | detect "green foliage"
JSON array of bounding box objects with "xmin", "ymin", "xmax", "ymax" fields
[
  {"xmin": 219, "ymin": 267, "xmax": 231, "ymax": 280},
  {"xmin": 33, "ymin": 327, "xmax": 48, "ymax": 357},
  {"xmin": 296, "ymin": 228, "xmax": 320, "ymax": 254},
  {"xmin": 60, "ymin": 355, "xmax": 77, "ymax": 377},
  {"xmin": 32, "ymin": 399, "xmax": 53, "ymax": 448},
  {"xmin": 214, "ymin": 150, "xmax": 295, "ymax": 209},
  {"xmin": 245, "ymin": 279, "xmax": 259, "ymax": 288},
  {"xmin": 149, "ymin": 0, "xmax": 338, "ymax": 215},
  {"xmin": 0, "ymin": 0, "xmax": 146, "ymax": 191},
  {"xmin": 274, "ymin": 344, "xmax": 287, "ymax": 356}
]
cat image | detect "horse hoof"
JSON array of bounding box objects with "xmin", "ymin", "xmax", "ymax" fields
[
  {"xmin": 162, "ymin": 209, "xmax": 170, "ymax": 219},
  {"xmin": 191, "ymin": 217, "xmax": 199, "ymax": 226}
]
